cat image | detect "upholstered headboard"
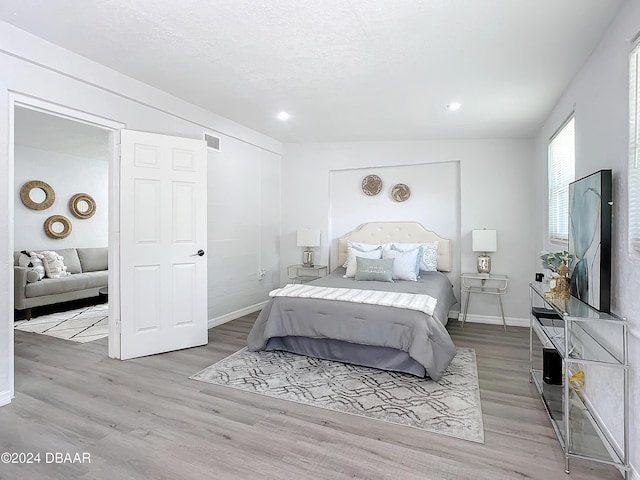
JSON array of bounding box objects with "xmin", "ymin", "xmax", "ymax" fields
[{"xmin": 337, "ymin": 221, "xmax": 452, "ymax": 272}]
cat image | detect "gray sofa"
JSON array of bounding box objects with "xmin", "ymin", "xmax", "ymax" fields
[{"xmin": 14, "ymin": 247, "xmax": 108, "ymax": 319}]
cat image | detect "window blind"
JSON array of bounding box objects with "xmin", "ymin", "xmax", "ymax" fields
[
  {"xmin": 629, "ymin": 43, "xmax": 640, "ymax": 254},
  {"xmin": 548, "ymin": 116, "xmax": 575, "ymax": 244}
]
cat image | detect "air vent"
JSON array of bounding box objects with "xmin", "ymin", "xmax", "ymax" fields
[{"xmin": 204, "ymin": 132, "xmax": 221, "ymax": 152}]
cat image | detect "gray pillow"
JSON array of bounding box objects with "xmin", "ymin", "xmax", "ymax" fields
[
  {"xmin": 355, "ymin": 257, "xmax": 394, "ymax": 282},
  {"xmin": 77, "ymin": 247, "xmax": 108, "ymax": 272},
  {"xmin": 54, "ymin": 248, "xmax": 82, "ymax": 274}
]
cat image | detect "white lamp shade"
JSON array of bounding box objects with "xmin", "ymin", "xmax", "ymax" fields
[
  {"xmin": 472, "ymin": 229, "xmax": 497, "ymax": 252},
  {"xmin": 296, "ymin": 228, "xmax": 320, "ymax": 247}
]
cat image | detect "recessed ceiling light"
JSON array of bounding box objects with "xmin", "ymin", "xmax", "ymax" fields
[
  {"xmin": 447, "ymin": 102, "xmax": 462, "ymax": 111},
  {"xmin": 277, "ymin": 111, "xmax": 291, "ymax": 121}
]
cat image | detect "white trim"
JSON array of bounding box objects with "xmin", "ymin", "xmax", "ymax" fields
[
  {"xmin": 12, "ymin": 97, "xmax": 122, "ymax": 131},
  {"xmin": 631, "ymin": 464, "xmax": 639, "ymax": 480},
  {"xmin": 0, "ymin": 390, "xmax": 11, "ymax": 407},
  {"xmin": 458, "ymin": 313, "xmax": 530, "ymax": 328},
  {"xmin": 208, "ymin": 301, "xmax": 268, "ymax": 329},
  {"xmin": 107, "ymin": 130, "xmax": 122, "ymax": 360},
  {"xmin": 6, "ymin": 95, "xmax": 15, "ymax": 401}
]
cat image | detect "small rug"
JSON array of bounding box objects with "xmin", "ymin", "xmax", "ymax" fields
[
  {"xmin": 14, "ymin": 303, "xmax": 109, "ymax": 343},
  {"xmin": 191, "ymin": 347, "xmax": 484, "ymax": 443}
]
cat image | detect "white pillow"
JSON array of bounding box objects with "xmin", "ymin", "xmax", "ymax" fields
[
  {"xmin": 383, "ymin": 248, "xmax": 421, "ymax": 281},
  {"xmin": 344, "ymin": 249, "xmax": 383, "ymax": 278},
  {"xmin": 343, "ymin": 241, "xmax": 387, "ymax": 268},
  {"xmin": 40, "ymin": 250, "xmax": 69, "ymax": 279},
  {"xmin": 391, "ymin": 242, "xmax": 438, "ymax": 272},
  {"xmin": 18, "ymin": 250, "xmax": 45, "ymax": 280}
]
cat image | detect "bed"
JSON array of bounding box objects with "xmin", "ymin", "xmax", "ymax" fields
[{"xmin": 247, "ymin": 222, "xmax": 458, "ymax": 380}]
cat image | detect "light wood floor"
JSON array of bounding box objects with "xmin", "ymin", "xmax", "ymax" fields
[{"xmin": 0, "ymin": 316, "xmax": 622, "ymax": 480}]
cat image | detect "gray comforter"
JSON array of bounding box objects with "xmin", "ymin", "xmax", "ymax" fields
[{"xmin": 248, "ymin": 268, "xmax": 458, "ymax": 380}]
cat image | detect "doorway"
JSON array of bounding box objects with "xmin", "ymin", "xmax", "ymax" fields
[
  {"xmin": 8, "ymin": 96, "xmax": 124, "ymax": 398},
  {"xmin": 13, "ymin": 106, "xmax": 110, "ymax": 339}
]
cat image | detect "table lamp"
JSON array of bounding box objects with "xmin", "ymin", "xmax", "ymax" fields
[
  {"xmin": 472, "ymin": 229, "xmax": 497, "ymax": 276},
  {"xmin": 296, "ymin": 228, "xmax": 320, "ymax": 267}
]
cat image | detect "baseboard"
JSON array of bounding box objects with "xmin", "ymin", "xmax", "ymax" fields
[
  {"xmin": 458, "ymin": 313, "xmax": 529, "ymax": 328},
  {"xmin": 0, "ymin": 389, "xmax": 12, "ymax": 407},
  {"xmin": 208, "ymin": 301, "xmax": 268, "ymax": 329}
]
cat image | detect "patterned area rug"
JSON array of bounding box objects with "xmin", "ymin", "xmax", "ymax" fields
[
  {"xmin": 191, "ymin": 347, "xmax": 484, "ymax": 443},
  {"xmin": 14, "ymin": 303, "xmax": 109, "ymax": 343}
]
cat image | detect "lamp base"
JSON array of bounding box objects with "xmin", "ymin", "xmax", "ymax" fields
[
  {"xmin": 303, "ymin": 249, "xmax": 314, "ymax": 267},
  {"xmin": 477, "ymin": 254, "xmax": 491, "ymax": 274}
]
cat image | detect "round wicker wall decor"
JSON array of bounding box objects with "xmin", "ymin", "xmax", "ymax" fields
[{"xmin": 44, "ymin": 215, "xmax": 72, "ymax": 239}]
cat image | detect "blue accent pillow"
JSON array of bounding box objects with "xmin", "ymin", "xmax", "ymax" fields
[{"xmin": 355, "ymin": 257, "xmax": 394, "ymax": 282}]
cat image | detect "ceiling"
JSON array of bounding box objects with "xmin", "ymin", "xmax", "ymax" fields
[
  {"xmin": 14, "ymin": 107, "xmax": 111, "ymax": 160},
  {"xmin": 0, "ymin": 0, "xmax": 626, "ymax": 143}
]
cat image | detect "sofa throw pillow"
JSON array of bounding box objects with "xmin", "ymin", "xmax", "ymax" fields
[
  {"xmin": 54, "ymin": 248, "xmax": 82, "ymax": 274},
  {"xmin": 343, "ymin": 241, "xmax": 387, "ymax": 268},
  {"xmin": 18, "ymin": 250, "xmax": 45, "ymax": 282},
  {"xmin": 40, "ymin": 250, "xmax": 69, "ymax": 279},
  {"xmin": 355, "ymin": 257, "xmax": 394, "ymax": 282},
  {"xmin": 391, "ymin": 242, "xmax": 439, "ymax": 272},
  {"xmin": 344, "ymin": 248, "xmax": 383, "ymax": 278},
  {"xmin": 383, "ymin": 247, "xmax": 422, "ymax": 281}
]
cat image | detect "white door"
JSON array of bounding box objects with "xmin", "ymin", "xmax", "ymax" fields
[{"xmin": 119, "ymin": 129, "xmax": 208, "ymax": 359}]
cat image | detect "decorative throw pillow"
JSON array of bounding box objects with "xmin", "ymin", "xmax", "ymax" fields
[
  {"xmin": 344, "ymin": 248, "xmax": 383, "ymax": 278},
  {"xmin": 343, "ymin": 241, "xmax": 387, "ymax": 268},
  {"xmin": 383, "ymin": 247, "xmax": 422, "ymax": 281},
  {"xmin": 391, "ymin": 242, "xmax": 439, "ymax": 272},
  {"xmin": 355, "ymin": 257, "xmax": 394, "ymax": 282},
  {"xmin": 18, "ymin": 250, "xmax": 45, "ymax": 281},
  {"xmin": 40, "ymin": 251, "xmax": 69, "ymax": 279}
]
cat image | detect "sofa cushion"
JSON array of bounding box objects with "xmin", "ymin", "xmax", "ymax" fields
[
  {"xmin": 25, "ymin": 271, "xmax": 108, "ymax": 298},
  {"xmin": 77, "ymin": 247, "xmax": 108, "ymax": 272},
  {"xmin": 53, "ymin": 248, "xmax": 82, "ymax": 274}
]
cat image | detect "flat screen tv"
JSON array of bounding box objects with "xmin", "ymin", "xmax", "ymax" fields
[{"xmin": 568, "ymin": 169, "xmax": 612, "ymax": 312}]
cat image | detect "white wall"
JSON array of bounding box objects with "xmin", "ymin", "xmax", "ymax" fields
[
  {"xmin": 533, "ymin": 1, "xmax": 640, "ymax": 474},
  {"xmin": 207, "ymin": 140, "xmax": 281, "ymax": 322},
  {"xmin": 328, "ymin": 162, "xmax": 460, "ymax": 287},
  {"xmin": 14, "ymin": 146, "xmax": 108, "ymax": 251},
  {"xmin": 281, "ymin": 139, "xmax": 535, "ymax": 324},
  {"xmin": 0, "ymin": 21, "xmax": 282, "ymax": 404}
]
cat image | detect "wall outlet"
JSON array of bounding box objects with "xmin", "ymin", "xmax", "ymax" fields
[{"xmin": 258, "ymin": 269, "xmax": 266, "ymax": 280}]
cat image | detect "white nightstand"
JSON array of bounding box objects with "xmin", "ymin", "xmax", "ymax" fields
[
  {"xmin": 287, "ymin": 264, "xmax": 328, "ymax": 284},
  {"xmin": 460, "ymin": 272, "xmax": 509, "ymax": 331}
]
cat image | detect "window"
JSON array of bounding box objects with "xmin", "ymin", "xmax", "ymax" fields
[
  {"xmin": 629, "ymin": 42, "xmax": 640, "ymax": 254},
  {"xmin": 548, "ymin": 116, "xmax": 575, "ymax": 244}
]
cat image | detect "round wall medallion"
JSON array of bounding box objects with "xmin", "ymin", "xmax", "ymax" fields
[
  {"xmin": 44, "ymin": 215, "xmax": 72, "ymax": 239},
  {"xmin": 361, "ymin": 175, "xmax": 382, "ymax": 196},
  {"xmin": 20, "ymin": 180, "xmax": 55, "ymax": 210},
  {"xmin": 391, "ymin": 183, "xmax": 411, "ymax": 202},
  {"xmin": 69, "ymin": 193, "xmax": 97, "ymax": 219}
]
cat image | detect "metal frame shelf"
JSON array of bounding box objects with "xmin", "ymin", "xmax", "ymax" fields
[{"xmin": 528, "ymin": 282, "xmax": 629, "ymax": 478}]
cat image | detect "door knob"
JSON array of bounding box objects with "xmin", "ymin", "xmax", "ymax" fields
[{"xmin": 192, "ymin": 249, "xmax": 205, "ymax": 257}]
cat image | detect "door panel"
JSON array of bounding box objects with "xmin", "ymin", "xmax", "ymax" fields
[{"xmin": 120, "ymin": 129, "xmax": 207, "ymax": 359}]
